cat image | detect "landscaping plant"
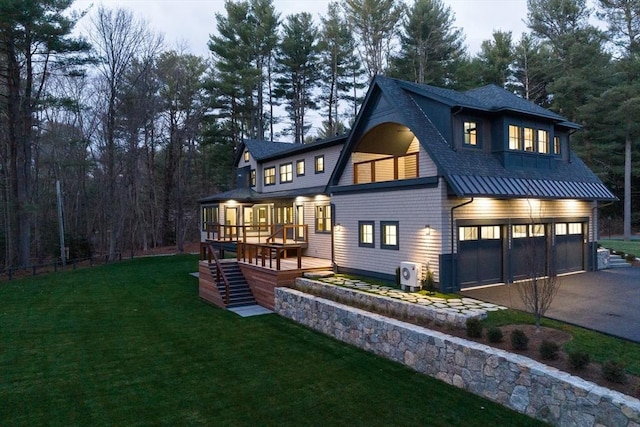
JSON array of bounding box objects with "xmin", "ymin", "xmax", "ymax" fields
[{"xmin": 510, "ymin": 328, "xmax": 529, "ymax": 350}]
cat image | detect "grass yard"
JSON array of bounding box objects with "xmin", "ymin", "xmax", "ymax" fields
[
  {"xmin": 599, "ymin": 239, "xmax": 640, "ymax": 258},
  {"xmin": 0, "ymin": 255, "xmax": 543, "ymax": 426}
]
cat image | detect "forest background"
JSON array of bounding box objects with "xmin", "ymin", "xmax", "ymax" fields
[{"xmin": 0, "ymin": 0, "xmax": 637, "ymax": 268}]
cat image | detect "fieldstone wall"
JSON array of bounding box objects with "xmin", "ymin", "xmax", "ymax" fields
[
  {"xmin": 294, "ymin": 277, "xmax": 485, "ymax": 328},
  {"xmin": 275, "ymin": 287, "xmax": 640, "ymax": 427}
]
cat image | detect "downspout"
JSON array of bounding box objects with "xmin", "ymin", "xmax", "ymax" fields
[
  {"xmin": 450, "ymin": 197, "xmax": 474, "ymax": 291},
  {"xmin": 591, "ymin": 200, "xmax": 615, "ymax": 271}
]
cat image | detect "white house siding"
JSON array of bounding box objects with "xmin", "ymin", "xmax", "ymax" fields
[
  {"xmin": 258, "ymin": 145, "xmax": 342, "ymax": 193},
  {"xmin": 333, "ymin": 187, "xmax": 444, "ymax": 282},
  {"xmin": 338, "ymin": 142, "xmax": 438, "ymax": 187},
  {"xmin": 299, "ymin": 195, "xmax": 332, "ymax": 259}
]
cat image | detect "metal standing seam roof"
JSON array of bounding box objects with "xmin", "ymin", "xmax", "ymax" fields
[{"xmin": 447, "ymin": 175, "xmax": 617, "ymax": 200}]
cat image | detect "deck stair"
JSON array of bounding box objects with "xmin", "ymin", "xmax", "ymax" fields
[{"xmin": 210, "ymin": 261, "xmax": 257, "ymax": 308}]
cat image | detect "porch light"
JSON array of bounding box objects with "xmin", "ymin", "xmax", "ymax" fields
[
  {"xmin": 335, "ymin": 223, "xmax": 342, "ymax": 231},
  {"xmin": 424, "ymin": 225, "xmax": 431, "ymax": 235}
]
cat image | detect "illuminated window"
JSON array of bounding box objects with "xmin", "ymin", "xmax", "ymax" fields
[
  {"xmin": 358, "ymin": 221, "xmax": 374, "ymax": 248},
  {"xmin": 553, "ymin": 136, "xmax": 561, "ymax": 155},
  {"xmin": 296, "ymin": 159, "xmax": 305, "ymax": 176},
  {"xmin": 201, "ymin": 206, "xmax": 219, "ymax": 231},
  {"xmin": 555, "ymin": 223, "xmax": 567, "ymax": 235},
  {"xmin": 264, "ymin": 167, "xmax": 275, "ymax": 185},
  {"xmin": 315, "ymin": 155, "xmax": 324, "ymax": 173},
  {"xmin": 538, "ymin": 130, "xmax": 549, "ymax": 153},
  {"xmin": 315, "ymin": 204, "xmax": 331, "ymax": 233},
  {"xmin": 524, "ymin": 127, "xmax": 535, "ymax": 151},
  {"xmin": 568, "ymin": 223, "xmax": 582, "ymax": 235},
  {"xmin": 380, "ymin": 221, "xmax": 399, "ymax": 250},
  {"xmin": 512, "ymin": 225, "xmax": 528, "ymax": 238},
  {"xmin": 509, "ymin": 125, "xmax": 521, "ymax": 150},
  {"xmin": 250, "ymin": 169, "xmax": 256, "ymax": 187},
  {"xmin": 459, "ymin": 226, "xmax": 478, "ymax": 241},
  {"xmin": 481, "ymin": 226, "xmax": 500, "ymax": 239},
  {"xmin": 280, "ymin": 163, "xmax": 293, "ymax": 183},
  {"xmin": 243, "ymin": 150, "xmax": 249, "ymax": 162},
  {"xmin": 464, "ymin": 121, "xmax": 477, "ymax": 146}
]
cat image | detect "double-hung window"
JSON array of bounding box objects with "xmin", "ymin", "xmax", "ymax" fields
[
  {"xmin": 296, "ymin": 159, "xmax": 305, "ymax": 176},
  {"xmin": 315, "ymin": 155, "xmax": 324, "ymax": 173},
  {"xmin": 315, "ymin": 204, "xmax": 331, "ymax": 233},
  {"xmin": 280, "ymin": 163, "xmax": 293, "ymax": 183},
  {"xmin": 264, "ymin": 167, "xmax": 276, "ymax": 186},
  {"xmin": 463, "ymin": 121, "xmax": 478, "ymax": 146},
  {"xmin": 358, "ymin": 221, "xmax": 374, "ymax": 248}
]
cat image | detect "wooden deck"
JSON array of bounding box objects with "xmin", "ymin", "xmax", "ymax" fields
[{"xmin": 199, "ymin": 256, "xmax": 332, "ymax": 310}]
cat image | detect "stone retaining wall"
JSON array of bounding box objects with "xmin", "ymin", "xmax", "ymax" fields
[
  {"xmin": 275, "ymin": 287, "xmax": 640, "ymax": 427},
  {"xmin": 294, "ymin": 277, "xmax": 483, "ymax": 328}
]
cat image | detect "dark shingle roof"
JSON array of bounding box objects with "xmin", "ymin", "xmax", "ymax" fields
[
  {"xmin": 244, "ymin": 139, "xmax": 297, "ymax": 161},
  {"xmin": 333, "ymin": 76, "xmax": 615, "ymax": 201}
]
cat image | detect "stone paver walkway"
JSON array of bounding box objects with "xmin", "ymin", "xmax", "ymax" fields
[{"xmin": 320, "ymin": 276, "xmax": 508, "ymax": 316}]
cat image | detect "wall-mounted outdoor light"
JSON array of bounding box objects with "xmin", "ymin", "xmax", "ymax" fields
[{"xmin": 424, "ymin": 224, "xmax": 431, "ymax": 235}]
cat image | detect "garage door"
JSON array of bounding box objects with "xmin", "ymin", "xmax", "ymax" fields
[
  {"xmin": 458, "ymin": 225, "xmax": 503, "ymax": 287},
  {"xmin": 555, "ymin": 222, "xmax": 584, "ymax": 274},
  {"xmin": 511, "ymin": 224, "xmax": 547, "ymax": 281}
]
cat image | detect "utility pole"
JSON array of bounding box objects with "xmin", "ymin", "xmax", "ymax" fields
[{"xmin": 56, "ymin": 180, "xmax": 66, "ymax": 267}]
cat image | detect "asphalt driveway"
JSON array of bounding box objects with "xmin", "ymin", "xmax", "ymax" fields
[{"xmin": 461, "ymin": 267, "xmax": 640, "ymax": 343}]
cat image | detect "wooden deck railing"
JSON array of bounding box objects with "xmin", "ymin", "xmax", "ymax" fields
[
  {"xmin": 237, "ymin": 242, "xmax": 302, "ymax": 271},
  {"xmin": 206, "ymin": 223, "xmax": 275, "ymax": 242},
  {"xmin": 205, "ymin": 241, "xmax": 230, "ymax": 305},
  {"xmin": 265, "ymin": 224, "xmax": 308, "ymax": 245},
  {"xmin": 353, "ymin": 152, "xmax": 419, "ymax": 184}
]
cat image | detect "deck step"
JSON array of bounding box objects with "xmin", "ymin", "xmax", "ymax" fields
[
  {"xmin": 208, "ymin": 261, "xmax": 257, "ymax": 307},
  {"xmin": 609, "ymin": 255, "xmax": 631, "ymax": 268}
]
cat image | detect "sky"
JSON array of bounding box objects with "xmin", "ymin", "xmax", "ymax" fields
[{"xmin": 72, "ymin": 0, "xmax": 531, "ymax": 57}]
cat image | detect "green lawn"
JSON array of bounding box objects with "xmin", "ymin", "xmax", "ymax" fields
[
  {"xmin": 0, "ymin": 255, "xmax": 543, "ymax": 426},
  {"xmin": 599, "ymin": 239, "xmax": 640, "ymax": 258}
]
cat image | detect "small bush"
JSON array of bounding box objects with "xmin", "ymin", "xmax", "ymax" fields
[
  {"xmin": 510, "ymin": 329, "xmax": 529, "ymax": 350},
  {"xmin": 625, "ymin": 253, "xmax": 636, "ymax": 263},
  {"xmin": 539, "ymin": 340, "xmax": 560, "ymax": 360},
  {"xmin": 486, "ymin": 327, "xmax": 504, "ymax": 343},
  {"xmin": 602, "ymin": 360, "xmax": 627, "ymax": 384},
  {"xmin": 465, "ymin": 318, "xmax": 483, "ymax": 338},
  {"xmin": 567, "ymin": 351, "xmax": 591, "ymax": 370}
]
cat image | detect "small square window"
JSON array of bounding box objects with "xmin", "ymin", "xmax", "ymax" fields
[
  {"xmin": 464, "ymin": 121, "xmax": 477, "ymax": 146},
  {"xmin": 280, "ymin": 163, "xmax": 293, "ymax": 183},
  {"xmin": 315, "ymin": 155, "xmax": 324, "ymax": 174},
  {"xmin": 296, "ymin": 159, "xmax": 305, "ymax": 176},
  {"xmin": 380, "ymin": 221, "xmax": 399, "ymax": 250},
  {"xmin": 358, "ymin": 221, "xmax": 374, "ymax": 248},
  {"xmin": 243, "ymin": 150, "xmax": 249, "ymax": 162}
]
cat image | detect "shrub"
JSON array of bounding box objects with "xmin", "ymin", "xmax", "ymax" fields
[
  {"xmin": 625, "ymin": 253, "xmax": 636, "ymax": 263},
  {"xmin": 567, "ymin": 351, "xmax": 591, "ymax": 370},
  {"xmin": 510, "ymin": 329, "xmax": 529, "ymax": 350},
  {"xmin": 602, "ymin": 360, "xmax": 627, "ymax": 384},
  {"xmin": 465, "ymin": 318, "xmax": 483, "ymax": 338},
  {"xmin": 539, "ymin": 340, "xmax": 560, "ymax": 360},
  {"xmin": 486, "ymin": 327, "xmax": 503, "ymax": 343}
]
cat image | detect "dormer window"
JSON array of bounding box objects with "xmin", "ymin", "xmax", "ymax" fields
[
  {"xmin": 538, "ymin": 130, "xmax": 549, "ymax": 154},
  {"xmin": 509, "ymin": 124, "xmax": 552, "ymax": 154},
  {"xmin": 553, "ymin": 136, "xmax": 561, "ymax": 155},
  {"xmin": 463, "ymin": 121, "xmax": 477, "ymax": 146}
]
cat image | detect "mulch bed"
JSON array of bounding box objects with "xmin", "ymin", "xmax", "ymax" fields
[{"xmin": 435, "ymin": 323, "xmax": 640, "ymax": 399}]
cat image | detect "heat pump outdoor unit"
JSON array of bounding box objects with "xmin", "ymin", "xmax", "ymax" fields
[{"xmin": 400, "ymin": 262, "xmax": 421, "ymax": 291}]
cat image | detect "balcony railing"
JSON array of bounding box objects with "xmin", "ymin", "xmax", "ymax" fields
[{"xmin": 353, "ymin": 152, "xmax": 419, "ymax": 184}]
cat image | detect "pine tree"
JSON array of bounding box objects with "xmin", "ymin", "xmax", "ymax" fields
[
  {"xmin": 274, "ymin": 13, "xmax": 320, "ymax": 143},
  {"xmin": 389, "ymin": 0, "xmax": 465, "ymax": 86}
]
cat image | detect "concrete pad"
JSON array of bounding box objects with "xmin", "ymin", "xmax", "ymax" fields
[{"xmin": 228, "ymin": 305, "xmax": 273, "ymax": 317}]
